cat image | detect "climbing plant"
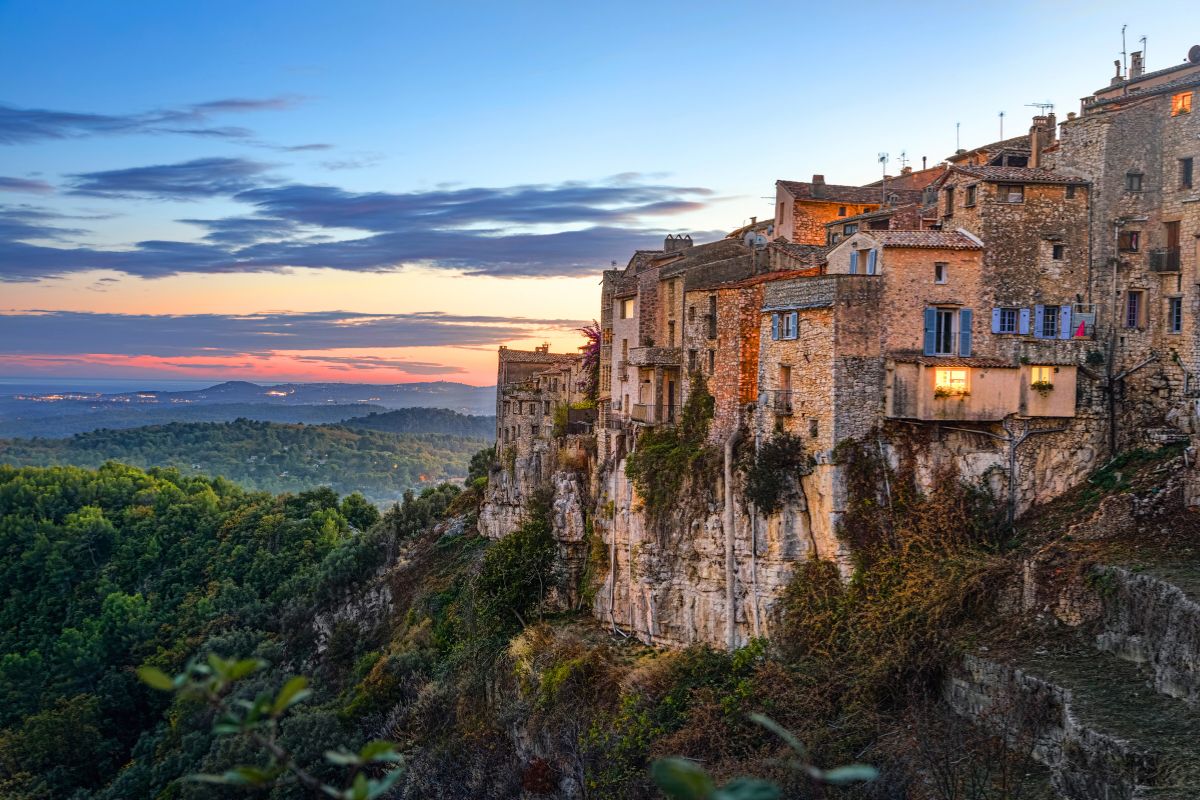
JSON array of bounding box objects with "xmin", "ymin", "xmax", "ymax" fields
[
  {"xmin": 624, "ymin": 373, "xmax": 716, "ymax": 516},
  {"xmin": 742, "ymin": 432, "xmax": 813, "ymax": 515}
]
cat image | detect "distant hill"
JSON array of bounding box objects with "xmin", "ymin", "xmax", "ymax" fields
[
  {"xmin": 339, "ymin": 407, "xmax": 495, "ymax": 438},
  {"xmin": 0, "ymin": 402, "xmax": 389, "ymax": 439},
  {"xmin": 0, "ymin": 418, "xmax": 488, "ymax": 504}
]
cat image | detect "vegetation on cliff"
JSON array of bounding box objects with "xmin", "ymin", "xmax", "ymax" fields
[{"xmin": 625, "ymin": 373, "xmax": 717, "ymax": 515}]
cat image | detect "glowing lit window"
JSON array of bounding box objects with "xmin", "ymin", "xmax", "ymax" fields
[
  {"xmin": 1031, "ymin": 366, "xmax": 1054, "ymax": 385},
  {"xmin": 1172, "ymin": 92, "xmax": 1193, "ymax": 117},
  {"xmin": 934, "ymin": 368, "xmax": 968, "ymax": 393}
]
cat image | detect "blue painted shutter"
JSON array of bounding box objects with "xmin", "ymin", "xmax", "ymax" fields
[
  {"xmin": 959, "ymin": 308, "xmax": 973, "ymax": 356},
  {"xmin": 849, "ymin": 251, "xmax": 859, "ymax": 274},
  {"xmin": 991, "ymin": 308, "xmax": 1002, "ymax": 333},
  {"xmin": 1058, "ymin": 305, "xmax": 1072, "ymax": 339},
  {"xmin": 867, "ymin": 249, "xmax": 878, "ymax": 274},
  {"xmin": 771, "ymin": 314, "xmax": 779, "ymax": 340},
  {"xmin": 1019, "ymin": 307, "xmax": 1031, "ymax": 335},
  {"xmin": 787, "ymin": 312, "xmax": 799, "ymax": 339},
  {"xmin": 1033, "ymin": 305, "xmax": 1045, "ymax": 339},
  {"xmin": 923, "ymin": 308, "xmax": 937, "ymax": 355}
]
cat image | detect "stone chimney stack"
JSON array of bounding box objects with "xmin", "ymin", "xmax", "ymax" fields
[
  {"xmin": 663, "ymin": 234, "xmax": 693, "ymax": 253},
  {"xmin": 1130, "ymin": 50, "xmax": 1144, "ymax": 79},
  {"xmin": 1029, "ymin": 113, "xmax": 1057, "ymax": 169},
  {"xmin": 811, "ymin": 174, "xmax": 825, "ymax": 198}
]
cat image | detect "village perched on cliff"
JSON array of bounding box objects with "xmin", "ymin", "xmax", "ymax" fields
[{"xmin": 481, "ymin": 47, "xmax": 1200, "ymax": 652}]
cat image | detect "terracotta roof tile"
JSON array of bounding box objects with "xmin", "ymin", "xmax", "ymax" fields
[
  {"xmin": 952, "ymin": 165, "xmax": 1088, "ymax": 185},
  {"xmin": 778, "ymin": 179, "xmax": 923, "ymax": 205},
  {"xmin": 889, "ymin": 352, "xmax": 1015, "ymax": 368},
  {"xmin": 872, "ymin": 230, "xmax": 983, "ymax": 250}
]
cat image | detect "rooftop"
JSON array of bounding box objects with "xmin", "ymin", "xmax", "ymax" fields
[
  {"xmin": 871, "ymin": 230, "xmax": 983, "ymax": 250},
  {"xmin": 498, "ymin": 347, "xmax": 581, "ymax": 364},
  {"xmin": 946, "ymin": 133, "xmax": 1031, "ymax": 163},
  {"xmin": 778, "ymin": 178, "xmax": 922, "ymax": 205},
  {"xmin": 951, "ymin": 164, "xmax": 1089, "ymax": 185}
]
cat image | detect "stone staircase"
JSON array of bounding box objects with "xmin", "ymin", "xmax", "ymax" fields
[{"xmin": 948, "ymin": 565, "xmax": 1200, "ymax": 800}]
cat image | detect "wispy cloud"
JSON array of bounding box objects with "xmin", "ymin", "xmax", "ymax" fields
[
  {"xmin": 0, "ymin": 96, "xmax": 304, "ymax": 145},
  {"xmin": 0, "ymin": 176, "xmax": 54, "ymax": 194},
  {"xmin": 0, "ymin": 309, "xmax": 586, "ymax": 356},
  {"xmin": 1, "ymin": 172, "xmax": 719, "ymax": 280},
  {"xmin": 67, "ymin": 157, "xmax": 276, "ymax": 200}
]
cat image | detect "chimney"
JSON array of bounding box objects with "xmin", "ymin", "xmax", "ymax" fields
[
  {"xmin": 922, "ymin": 156, "xmax": 927, "ymax": 170},
  {"xmin": 1111, "ymin": 59, "xmax": 1124, "ymax": 86},
  {"xmin": 811, "ymin": 174, "xmax": 825, "ymax": 198},
  {"xmin": 535, "ymin": 343, "xmax": 549, "ymax": 353},
  {"xmin": 1029, "ymin": 113, "xmax": 1056, "ymax": 168},
  {"xmin": 1130, "ymin": 50, "xmax": 1144, "ymax": 79},
  {"xmin": 663, "ymin": 234, "xmax": 693, "ymax": 253},
  {"xmin": 901, "ymin": 166, "xmax": 913, "ymax": 176},
  {"xmin": 750, "ymin": 216, "xmax": 757, "ymax": 226}
]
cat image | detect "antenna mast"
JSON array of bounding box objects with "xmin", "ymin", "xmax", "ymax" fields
[
  {"xmin": 878, "ymin": 152, "xmax": 889, "ymax": 203},
  {"xmin": 1139, "ymin": 35, "xmax": 1147, "ymax": 68},
  {"xmin": 1121, "ymin": 24, "xmax": 1128, "ymax": 78},
  {"xmin": 999, "ymin": 110, "xmax": 1005, "ymax": 139}
]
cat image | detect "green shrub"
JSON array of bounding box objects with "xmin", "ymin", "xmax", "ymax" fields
[
  {"xmin": 742, "ymin": 432, "xmax": 813, "ymax": 515},
  {"xmin": 625, "ymin": 374, "xmax": 716, "ymax": 515}
]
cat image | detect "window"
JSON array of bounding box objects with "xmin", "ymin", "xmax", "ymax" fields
[
  {"xmin": 1172, "ymin": 91, "xmax": 1194, "ymax": 116},
  {"xmin": 1168, "ymin": 297, "xmax": 1183, "ymax": 334},
  {"xmin": 1066, "ymin": 185, "xmax": 1077, "ymax": 199},
  {"xmin": 996, "ymin": 307, "xmax": 1018, "ymax": 334},
  {"xmin": 543, "ymin": 400, "xmax": 550, "ymax": 415},
  {"xmin": 688, "ymin": 305, "xmax": 695, "ymax": 322},
  {"xmin": 844, "ymin": 223, "xmax": 858, "ymax": 234},
  {"xmin": 1118, "ymin": 230, "xmax": 1140, "ymax": 252},
  {"xmin": 829, "ymin": 232, "xmax": 840, "ymax": 245},
  {"xmin": 809, "ymin": 418, "xmax": 819, "ymax": 438},
  {"xmin": 688, "ymin": 349, "xmax": 697, "ymax": 372},
  {"xmin": 996, "ymin": 184, "xmax": 1025, "ymax": 203},
  {"xmin": 708, "ymin": 349, "xmax": 715, "ymax": 373},
  {"xmin": 1125, "ymin": 291, "xmax": 1144, "ymax": 329},
  {"xmin": 619, "ymin": 298, "xmax": 634, "ymax": 319},
  {"xmin": 838, "ymin": 206, "xmax": 847, "ymax": 217},
  {"xmin": 1031, "ymin": 365, "xmax": 1054, "ymax": 386},
  {"xmin": 935, "ymin": 262, "xmax": 947, "ymax": 284},
  {"xmin": 1182, "ymin": 158, "xmax": 1194, "ymax": 190},
  {"xmin": 1052, "ymin": 244, "xmax": 1065, "ymax": 260},
  {"xmin": 943, "ymin": 186, "xmax": 955, "ymax": 217},
  {"xmin": 865, "ymin": 249, "xmax": 878, "ymax": 275},
  {"xmin": 935, "ymin": 309, "xmax": 956, "ymax": 355},
  {"xmin": 934, "ymin": 368, "xmax": 968, "ymax": 394},
  {"xmin": 668, "ymin": 320, "xmax": 676, "ymax": 347},
  {"xmin": 667, "ymin": 280, "xmax": 676, "ymax": 307},
  {"xmin": 1041, "ymin": 305, "xmax": 1059, "ymax": 338},
  {"xmin": 1126, "ymin": 172, "xmax": 1144, "ymax": 192},
  {"xmin": 707, "ymin": 295, "xmax": 717, "ymax": 339},
  {"xmin": 965, "ymin": 185, "xmax": 977, "ymax": 206},
  {"xmin": 531, "ymin": 424, "xmax": 540, "ymax": 437},
  {"xmin": 781, "ymin": 311, "xmax": 798, "ymax": 339}
]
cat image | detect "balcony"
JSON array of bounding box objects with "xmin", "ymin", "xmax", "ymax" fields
[
  {"xmin": 628, "ymin": 346, "xmax": 681, "ymax": 367},
  {"xmin": 766, "ymin": 389, "xmax": 794, "ymax": 416},
  {"xmin": 630, "ymin": 403, "xmax": 681, "ymax": 425},
  {"xmin": 1149, "ymin": 248, "xmax": 1181, "ymax": 273}
]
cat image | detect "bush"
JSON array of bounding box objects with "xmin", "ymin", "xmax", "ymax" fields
[
  {"xmin": 625, "ymin": 374, "xmax": 716, "ymax": 515},
  {"xmin": 742, "ymin": 432, "xmax": 813, "ymax": 515}
]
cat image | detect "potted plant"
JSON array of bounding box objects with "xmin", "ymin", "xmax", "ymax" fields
[{"xmin": 1031, "ymin": 379, "xmax": 1054, "ymax": 396}]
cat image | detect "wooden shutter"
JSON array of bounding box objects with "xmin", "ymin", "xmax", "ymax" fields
[
  {"xmin": 849, "ymin": 251, "xmax": 859, "ymax": 274},
  {"xmin": 1058, "ymin": 305, "xmax": 1073, "ymax": 339},
  {"xmin": 1019, "ymin": 308, "xmax": 1031, "ymax": 335},
  {"xmin": 991, "ymin": 308, "xmax": 1002, "ymax": 333},
  {"xmin": 866, "ymin": 249, "xmax": 878, "ymax": 274},
  {"xmin": 787, "ymin": 312, "xmax": 799, "ymax": 339},
  {"xmin": 959, "ymin": 309, "xmax": 973, "ymax": 356},
  {"xmin": 771, "ymin": 314, "xmax": 779, "ymax": 340},
  {"xmin": 1033, "ymin": 305, "xmax": 1045, "ymax": 339},
  {"xmin": 923, "ymin": 308, "xmax": 937, "ymax": 355}
]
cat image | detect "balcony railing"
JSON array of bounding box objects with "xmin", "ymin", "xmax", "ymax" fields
[
  {"xmin": 630, "ymin": 403, "xmax": 682, "ymax": 425},
  {"xmin": 767, "ymin": 389, "xmax": 794, "ymax": 415},
  {"xmin": 1149, "ymin": 248, "xmax": 1181, "ymax": 273}
]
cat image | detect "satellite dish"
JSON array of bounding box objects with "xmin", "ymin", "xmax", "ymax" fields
[{"xmin": 1189, "ymin": 44, "xmax": 1200, "ymax": 64}]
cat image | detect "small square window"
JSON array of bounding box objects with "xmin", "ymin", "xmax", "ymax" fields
[
  {"xmin": 838, "ymin": 206, "xmax": 847, "ymax": 217},
  {"xmin": 996, "ymin": 184, "xmax": 1024, "ymax": 203},
  {"xmin": 1052, "ymin": 244, "xmax": 1065, "ymax": 260},
  {"xmin": 934, "ymin": 368, "xmax": 968, "ymax": 394},
  {"xmin": 1118, "ymin": 231, "xmax": 1140, "ymax": 252},
  {"xmin": 844, "ymin": 223, "xmax": 858, "ymax": 234},
  {"xmin": 965, "ymin": 185, "xmax": 977, "ymax": 206},
  {"xmin": 1172, "ymin": 91, "xmax": 1193, "ymax": 116},
  {"xmin": 1126, "ymin": 172, "xmax": 1144, "ymax": 192},
  {"xmin": 934, "ymin": 262, "xmax": 948, "ymax": 284},
  {"xmin": 1031, "ymin": 365, "xmax": 1054, "ymax": 385},
  {"xmin": 1065, "ymin": 185, "xmax": 1077, "ymax": 199}
]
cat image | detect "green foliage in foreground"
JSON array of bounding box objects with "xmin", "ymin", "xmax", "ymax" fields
[
  {"xmin": 0, "ymin": 418, "xmax": 486, "ymax": 504},
  {"xmin": 0, "ymin": 461, "xmax": 460, "ymax": 799}
]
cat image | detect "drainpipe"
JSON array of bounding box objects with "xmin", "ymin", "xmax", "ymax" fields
[{"xmin": 724, "ymin": 422, "xmax": 743, "ymax": 650}]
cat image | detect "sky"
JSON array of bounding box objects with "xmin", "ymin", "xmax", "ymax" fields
[{"xmin": 2, "ymin": 0, "xmax": 1198, "ymax": 386}]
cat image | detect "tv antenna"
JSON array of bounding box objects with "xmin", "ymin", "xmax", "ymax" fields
[
  {"xmin": 1121, "ymin": 24, "xmax": 1128, "ymax": 78},
  {"xmin": 898, "ymin": 150, "xmax": 909, "ymax": 169},
  {"xmin": 999, "ymin": 110, "xmax": 1005, "ymax": 139},
  {"xmin": 878, "ymin": 152, "xmax": 889, "ymax": 203},
  {"xmin": 1025, "ymin": 101, "xmax": 1055, "ymax": 115},
  {"xmin": 1139, "ymin": 35, "xmax": 1147, "ymax": 67}
]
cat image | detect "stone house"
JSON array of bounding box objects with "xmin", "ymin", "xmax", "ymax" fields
[
  {"xmin": 774, "ymin": 175, "xmax": 922, "ymax": 245},
  {"xmin": 1047, "ymin": 47, "xmax": 1200, "ymax": 450},
  {"xmin": 494, "ymin": 344, "xmax": 584, "ymax": 457}
]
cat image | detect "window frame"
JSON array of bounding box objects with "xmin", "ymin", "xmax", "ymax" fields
[
  {"xmin": 995, "ymin": 184, "xmax": 1025, "ymax": 204},
  {"xmin": 1118, "ymin": 230, "xmax": 1140, "ymax": 252},
  {"xmin": 1126, "ymin": 172, "xmax": 1144, "ymax": 192},
  {"xmin": 964, "ymin": 184, "xmax": 977, "ymax": 207},
  {"xmin": 1182, "ymin": 157, "xmax": 1194, "ymax": 190},
  {"xmin": 1172, "ymin": 91, "xmax": 1194, "ymax": 117},
  {"xmin": 1041, "ymin": 305, "xmax": 1060, "ymax": 338},
  {"xmin": 934, "ymin": 367, "xmax": 969, "ymax": 395},
  {"xmin": 934, "ymin": 308, "xmax": 956, "ymax": 355},
  {"xmin": 998, "ymin": 307, "xmax": 1018, "ymax": 334},
  {"xmin": 1168, "ymin": 296, "xmax": 1183, "ymax": 334},
  {"xmin": 1125, "ymin": 290, "xmax": 1144, "ymax": 329},
  {"xmin": 934, "ymin": 262, "xmax": 948, "ymax": 284},
  {"xmin": 1052, "ymin": 244, "xmax": 1065, "ymax": 261}
]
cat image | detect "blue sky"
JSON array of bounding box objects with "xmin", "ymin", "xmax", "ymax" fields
[{"xmin": 2, "ymin": 0, "xmax": 1198, "ymax": 384}]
